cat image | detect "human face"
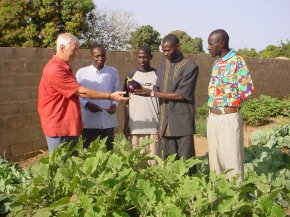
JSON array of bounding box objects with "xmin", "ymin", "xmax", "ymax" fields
[
  {"xmin": 91, "ymin": 47, "xmax": 106, "ymax": 69},
  {"xmin": 137, "ymin": 50, "xmax": 151, "ymax": 69},
  {"xmin": 161, "ymin": 41, "xmax": 178, "ymax": 60},
  {"xmin": 61, "ymin": 41, "xmax": 79, "ymax": 63},
  {"xmin": 207, "ymin": 35, "xmax": 222, "ymax": 58}
]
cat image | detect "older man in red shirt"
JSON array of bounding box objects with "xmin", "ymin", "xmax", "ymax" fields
[{"xmin": 38, "ymin": 33, "xmax": 128, "ymax": 152}]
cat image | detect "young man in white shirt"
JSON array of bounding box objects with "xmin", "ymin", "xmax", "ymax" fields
[
  {"xmin": 76, "ymin": 45, "xmax": 120, "ymax": 150},
  {"xmin": 123, "ymin": 45, "xmax": 160, "ymax": 164}
]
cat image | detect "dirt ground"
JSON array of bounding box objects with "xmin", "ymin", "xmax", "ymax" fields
[{"xmin": 14, "ymin": 119, "xmax": 284, "ymax": 169}]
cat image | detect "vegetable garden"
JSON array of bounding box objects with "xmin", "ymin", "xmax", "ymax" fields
[{"xmin": 1, "ymin": 95, "xmax": 289, "ymax": 217}]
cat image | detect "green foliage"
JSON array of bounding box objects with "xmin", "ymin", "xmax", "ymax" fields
[
  {"xmin": 241, "ymin": 95, "xmax": 290, "ymax": 126},
  {"xmin": 0, "ymin": 158, "xmax": 31, "ymax": 215},
  {"xmin": 260, "ymin": 45, "xmax": 281, "ymax": 58},
  {"xmin": 279, "ymin": 40, "xmax": 290, "ymax": 58},
  {"xmin": 6, "ymin": 135, "xmax": 289, "ymax": 216},
  {"xmin": 195, "ymin": 103, "xmax": 208, "ymax": 137},
  {"xmin": 170, "ymin": 30, "xmax": 204, "ymax": 53},
  {"xmin": 250, "ymin": 124, "xmax": 290, "ymax": 149},
  {"xmin": 0, "ymin": 0, "xmax": 94, "ymax": 47},
  {"xmin": 129, "ymin": 25, "xmax": 161, "ymax": 52},
  {"xmin": 237, "ymin": 48, "xmax": 259, "ymax": 58}
]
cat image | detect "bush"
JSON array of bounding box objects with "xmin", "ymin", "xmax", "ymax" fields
[
  {"xmin": 241, "ymin": 95, "xmax": 290, "ymax": 126},
  {"xmin": 195, "ymin": 103, "xmax": 208, "ymax": 137},
  {"xmin": 8, "ymin": 136, "xmax": 289, "ymax": 217}
]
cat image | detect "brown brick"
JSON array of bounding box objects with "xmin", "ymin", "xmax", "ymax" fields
[
  {"xmin": 9, "ymin": 88, "xmax": 32, "ymax": 101},
  {"xmin": 26, "ymin": 61, "xmax": 47, "ymax": 74},
  {"xmin": 0, "ymin": 47, "xmax": 15, "ymax": 59},
  {"xmin": 26, "ymin": 113, "xmax": 41, "ymax": 126},
  {"xmin": 21, "ymin": 126, "xmax": 43, "ymax": 141},
  {"xmin": 0, "ymin": 129, "xmax": 21, "ymax": 143},
  {"xmin": 10, "ymin": 75, "xmax": 41, "ymax": 87},
  {"xmin": 20, "ymin": 101, "xmax": 37, "ymax": 113},
  {"xmin": 14, "ymin": 48, "xmax": 37, "ymax": 60},
  {"xmin": 5, "ymin": 115, "xmax": 28, "ymax": 129},
  {"xmin": 0, "ymin": 118, "xmax": 4, "ymax": 131},
  {"xmin": 0, "ymin": 103, "xmax": 20, "ymax": 115},
  {"xmin": 2, "ymin": 60, "xmax": 27, "ymax": 75},
  {"xmin": 0, "ymin": 89, "xmax": 12, "ymax": 102},
  {"xmin": 35, "ymin": 47, "xmax": 55, "ymax": 59}
]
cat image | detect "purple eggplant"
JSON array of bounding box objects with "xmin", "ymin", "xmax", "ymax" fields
[{"xmin": 126, "ymin": 77, "xmax": 142, "ymax": 93}]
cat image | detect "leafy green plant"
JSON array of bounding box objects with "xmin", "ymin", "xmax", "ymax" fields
[
  {"xmin": 8, "ymin": 135, "xmax": 289, "ymax": 217},
  {"xmin": 241, "ymin": 95, "xmax": 290, "ymax": 126},
  {"xmin": 0, "ymin": 158, "xmax": 30, "ymax": 215},
  {"xmin": 195, "ymin": 103, "xmax": 208, "ymax": 137},
  {"xmin": 250, "ymin": 124, "xmax": 290, "ymax": 149}
]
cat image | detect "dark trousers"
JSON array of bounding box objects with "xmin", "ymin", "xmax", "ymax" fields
[
  {"xmin": 162, "ymin": 135, "xmax": 196, "ymax": 175},
  {"xmin": 82, "ymin": 128, "xmax": 114, "ymax": 150}
]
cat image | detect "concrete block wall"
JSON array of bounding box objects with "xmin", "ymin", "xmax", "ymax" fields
[{"xmin": 0, "ymin": 47, "xmax": 289, "ymax": 160}]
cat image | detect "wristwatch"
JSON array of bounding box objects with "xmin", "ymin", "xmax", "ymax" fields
[{"xmin": 150, "ymin": 90, "xmax": 155, "ymax": 97}]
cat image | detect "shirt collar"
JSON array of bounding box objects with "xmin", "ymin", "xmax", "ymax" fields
[
  {"xmin": 91, "ymin": 64, "xmax": 105, "ymax": 73},
  {"xmin": 170, "ymin": 53, "xmax": 184, "ymax": 63},
  {"xmin": 52, "ymin": 55, "xmax": 71, "ymax": 71},
  {"xmin": 221, "ymin": 49, "xmax": 235, "ymax": 61}
]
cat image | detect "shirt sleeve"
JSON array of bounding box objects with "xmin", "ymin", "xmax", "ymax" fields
[
  {"xmin": 49, "ymin": 68, "xmax": 80, "ymax": 99},
  {"xmin": 112, "ymin": 69, "xmax": 121, "ymax": 105},
  {"xmin": 153, "ymin": 67, "xmax": 162, "ymax": 92},
  {"xmin": 236, "ymin": 57, "xmax": 255, "ymax": 100},
  {"xmin": 175, "ymin": 64, "xmax": 199, "ymax": 102},
  {"xmin": 76, "ymin": 69, "xmax": 88, "ymax": 107}
]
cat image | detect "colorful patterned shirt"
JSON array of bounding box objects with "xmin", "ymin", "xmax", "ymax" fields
[{"xmin": 208, "ymin": 49, "xmax": 254, "ymax": 108}]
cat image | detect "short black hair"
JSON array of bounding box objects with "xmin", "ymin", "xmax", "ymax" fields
[
  {"xmin": 90, "ymin": 43, "xmax": 105, "ymax": 53},
  {"xmin": 162, "ymin": 34, "xmax": 179, "ymax": 45},
  {"xmin": 137, "ymin": 45, "xmax": 152, "ymax": 56},
  {"xmin": 209, "ymin": 29, "xmax": 229, "ymax": 46}
]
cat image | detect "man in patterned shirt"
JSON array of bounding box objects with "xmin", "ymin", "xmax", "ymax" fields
[{"xmin": 207, "ymin": 29, "xmax": 254, "ymax": 180}]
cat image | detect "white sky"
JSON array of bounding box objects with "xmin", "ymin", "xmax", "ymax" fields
[{"xmin": 94, "ymin": 0, "xmax": 290, "ymax": 52}]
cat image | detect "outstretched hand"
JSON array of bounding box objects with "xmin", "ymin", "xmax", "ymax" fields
[
  {"xmin": 133, "ymin": 87, "xmax": 151, "ymax": 97},
  {"xmin": 111, "ymin": 91, "xmax": 130, "ymax": 101}
]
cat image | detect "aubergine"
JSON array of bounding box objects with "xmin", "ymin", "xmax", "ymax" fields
[{"xmin": 126, "ymin": 77, "xmax": 142, "ymax": 93}]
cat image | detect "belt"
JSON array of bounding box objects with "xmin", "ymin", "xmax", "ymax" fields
[{"xmin": 209, "ymin": 107, "xmax": 239, "ymax": 115}]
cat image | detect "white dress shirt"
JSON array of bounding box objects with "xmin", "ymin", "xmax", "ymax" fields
[{"xmin": 76, "ymin": 64, "xmax": 120, "ymax": 129}]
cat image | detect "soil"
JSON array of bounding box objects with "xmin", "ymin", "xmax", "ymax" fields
[{"xmin": 13, "ymin": 118, "xmax": 289, "ymax": 169}]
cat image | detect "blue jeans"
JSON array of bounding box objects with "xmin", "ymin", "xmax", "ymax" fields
[{"xmin": 45, "ymin": 136, "xmax": 79, "ymax": 152}]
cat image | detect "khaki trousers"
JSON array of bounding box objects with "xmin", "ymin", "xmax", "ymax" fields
[
  {"xmin": 207, "ymin": 112, "xmax": 244, "ymax": 180},
  {"xmin": 131, "ymin": 134, "xmax": 161, "ymax": 165}
]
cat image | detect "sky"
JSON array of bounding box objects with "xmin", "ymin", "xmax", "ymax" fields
[{"xmin": 94, "ymin": 0, "xmax": 290, "ymax": 52}]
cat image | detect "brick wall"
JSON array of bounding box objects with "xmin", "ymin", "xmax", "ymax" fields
[{"xmin": 0, "ymin": 47, "xmax": 289, "ymax": 159}]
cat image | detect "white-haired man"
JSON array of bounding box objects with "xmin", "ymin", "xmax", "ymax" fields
[{"xmin": 38, "ymin": 33, "xmax": 128, "ymax": 152}]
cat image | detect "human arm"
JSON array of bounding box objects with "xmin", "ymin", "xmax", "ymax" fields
[
  {"xmin": 237, "ymin": 57, "xmax": 255, "ymax": 101},
  {"xmin": 134, "ymin": 88, "xmax": 184, "ymax": 101},
  {"xmin": 134, "ymin": 64, "xmax": 199, "ymax": 101},
  {"xmin": 76, "ymin": 86, "xmax": 128, "ymax": 102}
]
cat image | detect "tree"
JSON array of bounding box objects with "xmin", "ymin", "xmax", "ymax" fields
[
  {"xmin": 0, "ymin": 0, "xmax": 95, "ymax": 47},
  {"xmin": 82, "ymin": 9, "xmax": 136, "ymax": 50},
  {"xmin": 129, "ymin": 25, "xmax": 161, "ymax": 52},
  {"xmin": 279, "ymin": 40, "xmax": 290, "ymax": 58},
  {"xmin": 236, "ymin": 48, "xmax": 258, "ymax": 58},
  {"xmin": 259, "ymin": 45, "xmax": 281, "ymax": 58},
  {"xmin": 170, "ymin": 30, "xmax": 204, "ymax": 53}
]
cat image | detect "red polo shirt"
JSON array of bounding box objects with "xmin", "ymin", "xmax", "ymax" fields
[{"xmin": 38, "ymin": 55, "xmax": 81, "ymax": 136}]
